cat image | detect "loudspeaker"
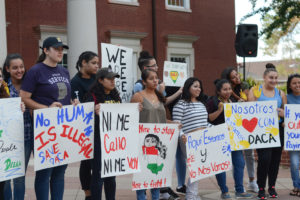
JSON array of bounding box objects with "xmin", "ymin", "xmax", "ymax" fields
[{"xmin": 235, "ymin": 24, "xmax": 258, "ymax": 57}]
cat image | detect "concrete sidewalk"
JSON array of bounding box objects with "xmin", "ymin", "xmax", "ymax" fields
[{"xmin": 22, "ymin": 157, "xmax": 297, "ymax": 200}]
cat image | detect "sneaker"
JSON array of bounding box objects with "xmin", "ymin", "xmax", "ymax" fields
[
  {"xmin": 268, "ymin": 186, "xmax": 278, "ymax": 198},
  {"xmin": 176, "ymin": 185, "xmax": 186, "ymax": 195},
  {"xmin": 235, "ymin": 192, "xmax": 253, "ymax": 199},
  {"xmin": 248, "ymin": 181, "xmax": 259, "ymax": 193},
  {"xmin": 257, "ymin": 188, "xmax": 267, "ymax": 200},
  {"xmin": 159, "ymin": 192, "xmax": 170, "ymax": 200},
  {"xmin": 166, "ymin": 188, "xmax": 180, "ymax": 200},
  {"xmin": 221, "ymin": 192, "xmax": 232, "ymax": 199}
]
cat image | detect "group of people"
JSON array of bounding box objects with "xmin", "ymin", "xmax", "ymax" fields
[{"xmin": 0, "ymin": 36, "xmax": 299, "ymax": 200}]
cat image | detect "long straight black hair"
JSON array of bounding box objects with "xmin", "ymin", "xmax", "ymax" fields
[{"xmin": 181, "ymin": 77, "xmax": 206, "ymax": 104}]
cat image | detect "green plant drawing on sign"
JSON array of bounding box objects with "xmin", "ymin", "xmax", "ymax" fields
[{"xmin": 0, "ymin": 130, "xmax": 3, "ymax": 137}]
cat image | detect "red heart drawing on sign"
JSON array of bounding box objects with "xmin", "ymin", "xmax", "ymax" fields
[{"xmin": 242, "ymin": 118, "xmax": 258, "ymax": 133}]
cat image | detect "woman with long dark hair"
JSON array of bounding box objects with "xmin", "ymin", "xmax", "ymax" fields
[
  {"xmin": 248, "ymin": 63, "xmax": 286, "ymax": 199},
  {"xmin": 131, "ymin": 68, "xmax": 170, "ymax": 200},
  {"xmin": 71, "ymin": 51, "xmax": 99, "ymax": 200},
  {"xmin": 221, "ymin": 67, "xmax": 258, "ymax": 193},
  {"xmin": 84, "ymin": 67, "xmax": 121, "ymax": 200},
  {"xmin": 2, "ymin": 53, "xmax": 33, "ymax": 200},
  {"xmin": 206, "ymin": 79, "xmax": 252, "ymax": 200},
  {"xmin": 20, "ymin": 36, "xmax": 73, "ymax": 200},
  {"xmin": 172, "ymin": 77, "xmax": 211, "ymax": 200},
  {"xmin": 286, "ymin": 73, "xmax": 300, "ymax": 197}
]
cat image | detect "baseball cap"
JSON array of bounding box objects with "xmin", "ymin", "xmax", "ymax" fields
[
  {"xmin": 42, "ymin": 37, "xmax": 69, "ymax": 49},
  {"xmin": 96, "ymin": 68, "xmax": 120, "ymax": 79}
]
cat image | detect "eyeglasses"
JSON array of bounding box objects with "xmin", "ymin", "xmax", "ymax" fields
[{"xmin": 147, "ymin": 63, "xmax": 158, "ymax": 68}]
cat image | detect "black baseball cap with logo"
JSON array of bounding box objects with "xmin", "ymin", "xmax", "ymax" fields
[
  {"xmin": 42, "ymin": 37, "xmax": 69, "ymax": 49},
  {"xmin": 96, "ymin": 68, "xmax": 120, "ymax": 79}
]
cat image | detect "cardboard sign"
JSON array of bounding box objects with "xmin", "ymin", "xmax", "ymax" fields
[
  {"xmin": 132, "ymin": 123, "xmax": 179, "ymax": 190},
  {"xmin": 284, "ymin": 104, "xmax": 300, "ymax": 150},
  {"xmin": 100, "ymin": 103, "xmax": 140, "ymax": 177},
  {"xmin": 224, "ymin": 101, "xmax": 281, "ymax": 150},
  {"xmin": 0, "ymin": 98, "xmax": 25, "ymax": 181},
  {"xmin": 101, "ymin": 43, "xmax": 133, "ymax": 102},
  {"xmin": 163, "ymin": 61, "xmax": 187, "ymax": 87},
  {"xmin": 186, "ymin": 124, "xmax": 232, "ymax": 182},
  {"xmin": 34, "ymin": 103, "xmax": 94, "ymax": 171}
]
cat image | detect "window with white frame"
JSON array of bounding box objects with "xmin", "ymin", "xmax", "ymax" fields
[
  {"xmin": 167, "ymin": 35, "xmax": 198, "ymax": 77},
  {"xmin": 165, "ymin": 0, "xmax": 191, "ymax": 12},
  {"xmin": 108, "ymin": 0, "xmax": 139, "ymax": 6}
]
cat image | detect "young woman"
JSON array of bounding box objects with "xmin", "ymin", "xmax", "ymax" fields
[
  {"xmin": 2, "ymin": 54, "xmax": 33, "ymax": 200},
  {"xmin": 287, "ymin": 73, "xmax": 300, "ymax": 197},
  {"xmin": 0, "ymin": 67, "xmax": 25, "ymax": 199},
  {"xmin": 133, "ymin": 52, "xmax": 181, "ymax": 199},
  {"xmin": 71, "ymin": 51, "xmax": 99, "ymax": 200},
  {"xmin": 131, "ymin": 68, "xmax": 178, "ymax": 200},
  {"xmin": 206, "ymin": 79, "xmax": 252, "ymax": 200},
  {"xmin": 84, "ymin": 67, "xmax": 120, "ymax": 200},
  {"xmin": 0, "ymin": 68, "xmax": 7, "ymax": 199},
  {"xmin": 20, "ymin": 36, "xmax": 74, "ymax": 200},
  {"xmin": 221, "ymin": 67, "xmax": 259, "ymax": 193},
  {"xmin": 248, "ymin": 63, "xmax": 286, "ymax": 199},
  {"xmin": 172, "ymin": 77, "xmax": 211, "ymax": 200}
]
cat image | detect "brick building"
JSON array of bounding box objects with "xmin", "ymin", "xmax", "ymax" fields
[{"xmin": 2, "ymin": 0, "xmax": 236, "ymax": 95}]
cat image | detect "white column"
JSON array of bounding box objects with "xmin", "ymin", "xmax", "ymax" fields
[
  {"xmin": 67, "ymin": 0, "xmax": 98, "ymax": 78},
  {"xmin": 0, "ymin": 0, "xmax": 7, "ymax": 65}
]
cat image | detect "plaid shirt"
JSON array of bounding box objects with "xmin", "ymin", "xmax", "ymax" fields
[{"xmin": 7, "ymin": 79, "xmax": 33, "ymax": 141}]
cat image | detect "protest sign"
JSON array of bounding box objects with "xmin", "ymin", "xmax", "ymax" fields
[
  {"xmin": 284, "ymin": 104, "xmax": 300, "ymax": 150},
  {"xmin": 163, "ymin": 61, "xmax": 187, "ymax": 87},
  {"xmin": 224, "ymin": 101, "xmax": 280, "ymax": 150},
  {"xmin": 100, "ymin": 103, "xmax": 140, "ymax": 177},
  {"xmin": 0, "ymin": 97, "xmax": 25, "ymax": 181},
  {"xmin": 132, "ymin": 123, "xmax": 179, "ymax": 190},
  {"xmin": 186, "ymin": 124, "xmax": 232, "ymax": 182},
  {"xmin": 34, "ymin": 103, "xmax": 94, "ymax": 171},
  {"xmin": 101, "ymin": 43, "xmax": 133, "ymax": 102}
]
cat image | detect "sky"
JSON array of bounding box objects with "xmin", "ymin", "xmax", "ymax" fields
[{"xmin": 234, "ymin": 0, "xmax": 296, "ymax": 62}]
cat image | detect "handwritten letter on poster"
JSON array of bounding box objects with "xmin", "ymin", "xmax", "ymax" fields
[
  {"xmin": 132, "ymin": 123, "xmax": 179, "ymax": 190},
  {"xmin": 34, "ymin": 103, "xmax": 94, "ymax": 171},
  {"xmin": 0, "ymin": 98, "xmax": 25, "ymax": 181},
  {"xmin": 224, "ymin": 101, "xmax": 280, "ymax": 150}
]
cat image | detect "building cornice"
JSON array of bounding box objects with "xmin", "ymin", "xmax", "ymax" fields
[{"xmin": 108, "ymin": 30, "xmax": 148, "ymax": 39}]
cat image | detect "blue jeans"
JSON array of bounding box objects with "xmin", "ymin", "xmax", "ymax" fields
[
  {"xmin": 4, "ymin": 139, "xmax": 33, "ymax": 200},
  {"xmin": 34, "ymin": 164, "xmax": 68, "ymax": 200},
  {"xmin": 136, "ymin": 189, "xmax": 159, "ymax": 200},
  {"xmin": 289, "ymin": 151, "xmax": 300, "ymax": 189},
  {"xmin": 216, "ymin": 151, "xmax": 245, "ymax": 193},
  {"xmin": 175, "ymin": 141, "xmax": 186, "ymax": 187}
]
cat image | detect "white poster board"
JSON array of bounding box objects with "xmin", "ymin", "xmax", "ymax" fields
[
  {"xmin": 163, "ymin": 61, "xmax": 187, "ymax": 87},
  {"xmin": 186, "ymin": 124, "xmax": 232, "ymax": 182},
  {"xmin": 0, "ymin": 98, "xmax": 25, "ymax": 181},
  {"xmin": 132, "ymin": 123, "xmax": 179, "ymax": 190},
  {"xmin": 284, "ymin": 104, "xmax": 300, "ymax": 150},
  {"xmin": 224, "ymin": 101, "xmax": 280, "ymax": 150},
  {"xmin": 100, "ymin": 103, "xmax": 140, "ymax": 177},
  {"xmin": 101, "ymin": 43, "xmax": 133, "ymax": 102},
  {"xmin": 34, "ymin": 103, "xmax": 94, "ymax": 171}
]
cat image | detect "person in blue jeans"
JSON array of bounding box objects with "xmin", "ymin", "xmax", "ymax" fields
[
  {"xmin": 20, "ymin": 37, "xmax": 75, "ymax": 200},
  {"xmin": 206, "ymin": 79, "xmax": 252, "ymax": 200},
  {"xmin": 286, "ymin": 73, "xmax": 300, "ymax": 197},
  {"xmin": 2, "ymin": 54, "xmax": 34, "ymax": 200}
]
